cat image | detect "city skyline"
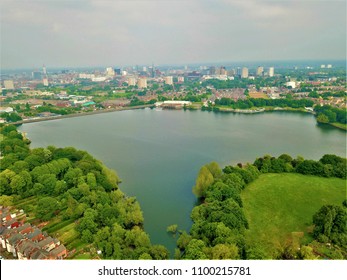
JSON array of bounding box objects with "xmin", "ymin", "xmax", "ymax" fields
[{"xmin": 1, "ymin": 0, "xmax": 346, "ymax": 69}]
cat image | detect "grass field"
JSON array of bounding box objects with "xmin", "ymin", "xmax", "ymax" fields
[{"xmin": 241, "ymin": 173, "xmax": 346, "ymax": 257}]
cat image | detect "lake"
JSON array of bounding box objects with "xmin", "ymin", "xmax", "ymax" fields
[{"xmin": 19, "ymin": 109, "xmax": 346, "ymax": 253}]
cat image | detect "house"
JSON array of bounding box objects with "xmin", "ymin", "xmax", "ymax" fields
[
  {"xmin": 16, "ymin": 223, "xmax": 32, "ymax": 235},
  {"xmin": 50, "ymin": 244, "xmax": 67, "ymax": 259},
  {"xmin": 27, "ymin": 228, "xmax": 45, "ymax": 242},
  {"xmin": 3, "ymin": 218, "xmax": 19, "ymax": 229},
  {"xmin": 16, "ymin": 240, "xmax": 39, "ymax": 260},
  {"xmin": 30, "ymin": 249, "xmax": 50, "ymax": 260},
  {"xmin": 6, "ymin": 233, "xmax": 24, "ymax": 256},
  {"xmin": 0, "ymin": 227, "xmax": 11, "ymax": 248},
  {"xmin": 0, "ymin": 107, "xmax": 14, "ymax": 113},
  {"xmin": 37, "ymin": 236, "xmax": 57, "ymax": 252}
]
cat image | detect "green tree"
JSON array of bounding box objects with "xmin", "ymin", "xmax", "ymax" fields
[
  {"xmin": 313, "ymin": 205, "xmax": 347, "ymax": 243},
  {"xmin": 316, "ymin": 113, "xmax": 329, "ymax": 123},
  {"xmin": 36, "ymin": 197, "xmax": 61, "ymax": 221},
  {"xmin": 192, "ymin": 166, "xmax": 214, "ymax": 198},
  {"xmin": 184, "ymin": 239, "xmax": 207, "ymax": 259},
  {"xmin": 210, "ymin": 243, "xmax": 239, "ymax": 259}
]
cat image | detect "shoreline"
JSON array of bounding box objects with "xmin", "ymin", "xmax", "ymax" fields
[
  {"xmin": 10, "ymin": 105, "xmax": 153, "ymax": 125},
  {"xmin": 6, "ymin": 105, "xmax": 346, "ymax": 131}
]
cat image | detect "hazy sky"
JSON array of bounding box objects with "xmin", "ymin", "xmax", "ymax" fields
[{"xmin": 1, "ymin": 0, "xmax": 346, "ymax": 69}]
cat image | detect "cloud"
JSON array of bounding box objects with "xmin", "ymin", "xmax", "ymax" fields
[{"xmin": 0, "ymin": 0, "xmax": 345, "ymax": 68}]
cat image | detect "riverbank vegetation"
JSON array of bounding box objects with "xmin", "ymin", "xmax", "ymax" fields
[
  {"xmin": 176, "ymin": 154, "xmax": 346, "ymax": 260},
  {"xmin": 1, "ymin": 124, "xmax": 345, "ymax": 260},
  {"xmin": 0, "ymin": 125, "xmax": 169, "ymax": 260}
]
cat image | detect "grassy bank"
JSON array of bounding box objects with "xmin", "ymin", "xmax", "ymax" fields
[
  {"xmin": 241, "ymin": 173, "xmax": 346, "ymax": 257},
  {"xmin": 330, "ymin": 122, "xmax": 347, "ymax": 131}
]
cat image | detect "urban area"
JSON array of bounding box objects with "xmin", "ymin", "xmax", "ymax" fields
[{"xmin": 1, "ymin": 62, "xmax": 346, "ymax": 130}]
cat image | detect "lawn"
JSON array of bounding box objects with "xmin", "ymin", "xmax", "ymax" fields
[{"xmin": 241, "ymin": 173, "xmax": 346, "ymax": 257}]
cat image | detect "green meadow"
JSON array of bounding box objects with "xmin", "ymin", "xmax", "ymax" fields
[{"xmin": 241, "ymin": 173, "xmax": 346, "ymax": 257}]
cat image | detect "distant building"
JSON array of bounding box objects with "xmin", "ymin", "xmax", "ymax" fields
[
  {"xmin": 269, "ymin": 67, "xmax": 275, "ymax": 77},
  {"xmin": 209, "ymin": 66, "xmax": 216, "ymax": 75},
  {"xmin": 216, "ymin": 66, "xmax": 227, "ymax": 76},
  {"xmin": 32, "ymin": 71, "xmax": 42, "ymax": 80},
  {"xmin": 256, "ymin": 66, "xmax": 264, "ymax": 76},
  {"xmin": 91, "ymin": 77, "xmax": 107, "ymax": 82},
  {"xmin": 114, "ymin": 68, "xmax": 121, "ymax": 75},
  {"xmin": 42, "ymin": 65, "xmax": 47, "ymax": 76},
  {"xmin": 321, "ymin": 64, "xmax": 326, "ymax": 68},
  {"xmin": 43, "ymin": 78, "xmax": 49, "ymax": 86},
  {"xmin": 177, "ymin": 76, "xmax": 184, "ymax": 83},
  {"xmin": 227, "ymin": 69, "xmax": 236, "ymax": 76},
  {"xmin": 0, "ymin": 107, "xmax": 14, "ymax": 113},
  {"xmin": 127, "ymin": 77, "xmax": 136, "ymax": 86},
  {"xmin": 106, "ymin": 67, "xmax": 115, "ymax": 77},
  {"xmin": 241, "ymin": 67, "xmax": 248, "ymax": 78},
  {"xmin": 164, "ymin": 76, "xmax": 173, "ymax": 85},
  {"xmin": 137, "ymin": 77, "xmax": 147, "ymax": 88},
  {"xmin": 79, "ymin": 73, "xmax": 95, "ymax": 79},
  {"xmin": 285, "ymin": 81, "xmax": 296, "ymax": 89},
  {"xmin": 327, "ymin": 64, "xmax": 332, "ymax": 68},
  {"xmin": 4, "ymin": 80, "xmax": 15, "ymax": 90}
]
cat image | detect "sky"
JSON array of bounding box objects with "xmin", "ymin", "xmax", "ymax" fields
[{"xmin": 1, "ymin": 0, "xmax": 346, "ymax": 69}]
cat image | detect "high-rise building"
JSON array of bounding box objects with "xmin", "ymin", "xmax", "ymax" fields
[
  {"xmin": 227, "ymin": 69, "xmax": 236, "ymax": 76},
  {"xmin": 241, "ymin": 67, "xmax": 249, "ymax": 78},
  {"xmin": 42, "ymin": 65, "xmax": 47, "ymax": 76},
  {"xmin": 106, "ymin": 67, "xmax": 115, "ymax": 77},
  {"xmin": 43, "ymin": 78, "xmax": 49, "ymax": 86},
  {"xmin": 209, "ymin": 66, "xmax": 216, "ymax": 75},
  {"xmin": 219, "ymin": 67, "xmax": 227, "ymax": 76},
  {"xmin": 164, "ymin": 76, "xmax": 173, "ymax": 85},
  {"xmin": 32, "ymin": 71, "xmax": 42, "ymax": 80},
  {"xmin": 269, "ymin": 67, "xmax": 274, "ymax": 77},
  {"xmin": 128, "ymin": 77, "xmax": 136, "ymax": 86},
  {"xmin": 327, "ymin": 64, "xmax": 332, "ymax": 68},
  {"xmin": 115, "ymin": 68, "xmax": 121, "ymax": 75},
  {"xmin": 4, "ymin": 80, "xmax": 15, "ymax": 90},
  {"xmin": 137, "ymin": 77, "xmax": 147, "ymax": 88},
  {"xmin": 256, "ymin": 66, "xmax": 264, "ymax": 76}
]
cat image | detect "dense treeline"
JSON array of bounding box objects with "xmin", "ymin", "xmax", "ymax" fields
[
  {"xmin": 253, "ymin": 154, "xmax": 346, "ymax": 179},
  {"xmin": 0, "ymin": 125, "xmax": 168, "ymax": 260},
  {"xmin": 213, "ymin": 97, "xmax": 314, "ymax": 109},
  {"xmin": 312, "ymin": 203, "xmax": 347, "ymax": 249},
  {"xmin": 314, "ymin": 105, "xmax": 347, "ymax": 125},
  {"xmin": 177, "ymin": 162, "xmax": 260, "ymax": 259},
  {"xmin": 178, "ymin": 154, "xmax": 346, "ymax": 259}
]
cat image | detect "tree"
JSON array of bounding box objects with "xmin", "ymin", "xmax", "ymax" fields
[
  {"xmin": 192, "ymin": 166, "xmax": 214, "ymax": 198},
  {"xmin": 205, "ymin": 162, "xmax": 222, "ymax": 179},
  {"xmin": 149, "ymin": 245, "xmax": 169, "ymax": 260},
  {"xmin": 312, "ymin": 205, "xmax": 347, "ymax": 245},
  {"xmin": 36, "ymin": 197, "xmax": 61, "ymax": 221},
  {"xmin": 210, "ymin": 243, "xmax": 239, "ymax": 259},
  {"xmin": 177, "ymin": 231, "xmax": 192, "ymax": 250},
  {"xmin": 37, "ymin": 174, "xmax": 57, "ymax": 195},
  {"xmin": 167, "ymin": 224, "xmax": 178, "ymax": 234},
  {"xmin": 183, "ymin": 239, "xmax": 207, "ymax": 259},
  {"xmin": 316, "ymin": 113, "xmax": 329, "ymax": 123}
]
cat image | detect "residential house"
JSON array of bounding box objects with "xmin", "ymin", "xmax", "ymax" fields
[
  {"xmin": 50, "ymin": 244, "xmax": 67, "ymax": 259},
  {"xmin": 6, "ymin": 233, "xmax": 24, "ymax": 256}
]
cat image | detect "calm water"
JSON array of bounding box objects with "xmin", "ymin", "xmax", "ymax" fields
[{"xmin": 19, "ymin": 109, "xmax": 346, "ymax": 252}]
